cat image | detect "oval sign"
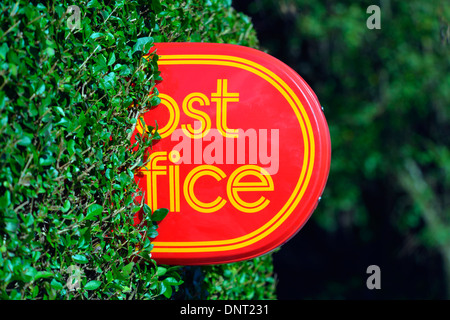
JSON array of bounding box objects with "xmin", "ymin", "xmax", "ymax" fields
[{"xmin": 131, "ymin": 43, "xmax": 331, "ymax": 265}]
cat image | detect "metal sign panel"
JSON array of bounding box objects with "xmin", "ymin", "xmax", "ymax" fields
[{"xmin": 131, "ymin": 43, "xmax": 331, "ymax": 265}]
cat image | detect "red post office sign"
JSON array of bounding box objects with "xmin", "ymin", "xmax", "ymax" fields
[{"xmin": 131, "ymin": 43, "xmax": 331, "ymax": 265}]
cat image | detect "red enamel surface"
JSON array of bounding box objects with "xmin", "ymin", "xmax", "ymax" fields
[{"xmin": 131, "ymin": 43, "xmax": 331, "ymax": 265}]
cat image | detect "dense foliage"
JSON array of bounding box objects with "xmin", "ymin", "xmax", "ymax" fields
[
  {"xmin": 236, "ymin": 0, "xmax": 449, "ymax": 299},
  {"xmin": 0, "ymin": 0, "xmax": 275, "ymax": 300}
]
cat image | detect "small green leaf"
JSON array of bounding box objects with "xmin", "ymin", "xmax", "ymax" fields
[
  {"xmin": 151, "ymin": 0, "xmax": 162, "ymax": 14},
  {"xmin": 5, "ymin": 220, "xmax": 18, "ymax": 232},
  {"xmin": 0, "ymin": 190, "xmax": 11, "ymax": 209},
  {"xmin": 86, "ymin": 0, "xmax": 100, "ymax": 8},
  {"xmin": 67, "ymin": 140, "xmax": 76, "ymax": 156},
  {"xmin": 61, "ymin": 200, "xmax": 71, "ymax": 213},
  {"xmin": 163, "ymin": 277, "xmax": 183, "ymax": 286},
  {"xmin": 72, "ymin": 254, "xmax": 88, "ymax": 264},
  {"xmin": 85, "ymin": 204, "xmax": 102, "ymax": 221},
  {"xmin": 105, "ymin": 168, "xmax": 111, "ymax": 180},
  {"xmin": 17, "ymin": 136, "xmax": 32, "ymax": 146},
  {"xmin": 150, "ymin": 96, "xmax": 161, "ymax": 106},
  {"xmin": 132, "ymin": 37, "xmax": 154, "ymax": 54},
  {"xmin": 156, "ymin": 266, "xmax": 167, "ymax": 276},
  {"xmin": 147, "ymin": 228, "xmax": 158, "ymax": 238},
  {"xmin": 35, "ymin": 271, "xmax": 54, "ymax": 281},
  {"xmin": 44, "ymin": 47, "xmax": 55, "ymax": 57},
  {"xmin": 79, "ymin": 111, "xmax": 87, "ymax": 126},
  {"xmin": 162, "ymin": 282, "xmax": 172, "ymax": 298},
  {"xmin": 84, "ymin": 280, "xmax": 102, "ymax": 290},
  {"xmin": 55, "ymin": 107, "xmax": 65, "ymax": 116},
  {"xmin": 152, "ymin": 208, "xmax": 169, "ymax": 221},
  {"xmin": 0, "ymin": 43, "xmax": 9, "ymax": 60},
  {"xmin": 50, "ymin": 279, "xmax": 63, "ymax": 290},
  {"xmin": 39, "ymin": 156, "xmax": 55, "ymax": 166},
  {"xmin": 131, "ymin": 206, "xmax": 141, "ymax": 214},
  {"xmin": 108, "ymin": 52, "xmax": 116, "ymax": 66},
  {"xmin": 122, "ymin": 262, "xmax": 134, "ymax": 277},
  {"xmin": 90, "ymin": 32, "xmax": 104, "ymax": 40},
  {"xmin": 36, "ymin": 83, "xmax": 45, "ymax": 95},
  {"xmin": 101, "ymin": 72, "xmax": 116, "ymax": 90},
  {"xmin": 143, "ymin": 203, "xmax": 152, "ymax": 215}
]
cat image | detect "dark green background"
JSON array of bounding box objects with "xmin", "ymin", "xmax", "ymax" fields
[{"xmin": 234, "ymin": 0, "xmax": 449, "ymax": 299}]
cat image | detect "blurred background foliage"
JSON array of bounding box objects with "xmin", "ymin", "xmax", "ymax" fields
[{"xmin": 234, "ymin": 0, "xmax": 449, "ymax": 299}]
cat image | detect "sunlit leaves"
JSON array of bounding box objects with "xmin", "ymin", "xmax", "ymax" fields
[{"xmin": 0, "ymin": 0, "xmax": 178, "ymax": 300}]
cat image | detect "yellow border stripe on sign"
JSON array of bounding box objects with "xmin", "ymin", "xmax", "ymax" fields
[{"xmin": 147, "ymin": 54, "xmax": 315, "ymax": 252}]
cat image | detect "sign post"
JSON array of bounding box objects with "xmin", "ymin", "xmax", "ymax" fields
[{"xmin": 131, "ymin": 43, "xmax": 331, "ymax": 265}]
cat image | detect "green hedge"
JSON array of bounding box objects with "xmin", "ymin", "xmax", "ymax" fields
[{"xmin": 0, "ymin": 0, "xmax": 275, "ymax": 300}]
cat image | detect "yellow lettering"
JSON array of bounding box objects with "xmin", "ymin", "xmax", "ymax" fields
[
  {"xmin": 136, "ymin": 93, "xmax": 180, "ymax": 139},
  {"xmin": 211, "ymin": 79, "xmax": 239, "ymax": 138},
  {"xmin": 227, "ymin": 165, "xmax": 274, "ymax": 213},
  {"xmin": 183, "ymin": 165, "xmax": 227, "ymax": 213},
  {"xmin": 181, "ymin": 93, "xmax": 211, "ymax": 139},
  {"xmin": 169, "ymin": 165, "xmax": 180, "ymax": 213}
]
